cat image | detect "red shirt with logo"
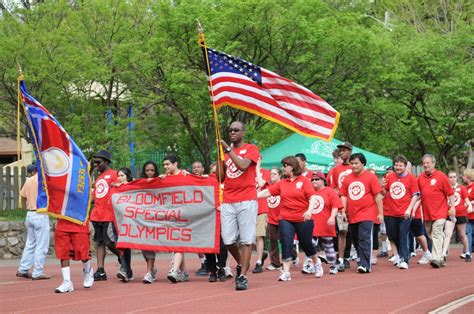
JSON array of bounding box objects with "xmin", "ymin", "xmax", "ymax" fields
[
  {"xmin": 223, "ymin": 143, "xmax": 260, "ymax": 203},
  {"xmin": 56, "ymin": 218, "xmax": 90, "ymax": 233},
  {"xmin": 90, "ymin": 168, "xmax": 118, "ymax": 222},
  {"xmin": 257, "ymin": 168, "xmax": 271, "ymax": 215},
  {"xmin": 384, "ymin": 172, "xmax": 419, "ymax": 217},
  {"xmin": 267, "ymin": 176, "xmax": 315, "ymax": 222},
  {"xmin": 417, "ymin": 170, "xmax": 454, "ymax": 221},
  {"xmin": 312, "ymin": 187, "xmax": 343, "ymax": 237},
  {"xmin": 266, "ymin": 182, "xmax": 282, "ymax": 225},
  {"xmin": 302, "ymin": 170, "xmax": 314, "ymax": 179},
  {"xmin": 326, "ymin": 167, "xmax": 335, "ymax": 188},
  {"xmin": 329, "ymin": 164, "xmax": 352, "ymax": 192},
  {"xmin": 340, "ymin": 170, "xmax": 382, "ymax": 224},
  {"xmin": 451, "ymin": 184, "xmax": 469, "ymax": 217},
  {"xmin": 467, "ymin": 182, "xmax": 474, "ymax": 220}
]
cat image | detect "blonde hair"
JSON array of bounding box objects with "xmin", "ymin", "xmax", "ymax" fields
[{"xmin": 463, "ymin": 168, "xmax": 474, "ymax": 181}]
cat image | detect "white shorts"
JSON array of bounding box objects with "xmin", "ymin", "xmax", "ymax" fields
[{"xmin": 221, "ymin": 200, "xmax": 258, "ymax": 245}]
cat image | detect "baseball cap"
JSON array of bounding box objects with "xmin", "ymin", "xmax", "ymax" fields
[
  {"xmin": 26, "ymin": 164, "xmax": 36, "ymax": 174},
  {"xmin": 93, "ymin": 150, "xmax": 112, "ymax": 163},
  {"xmin": 337, "ymin": 142, "xmax": 353, "ymax": 150},
  {"xmin": 312, "ymin": 171, "xmax": 326, "ymax": 181}
]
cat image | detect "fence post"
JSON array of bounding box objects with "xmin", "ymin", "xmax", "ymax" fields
[
  {"xmin": 0, "ymin": 166, "xmax": 4, "ymax": 210},
  {"xmin": 20, "ymin": 166, "xmax": 27, "ymax": 209},
  {"xmin": 13, "ymin": 166, "xmax": 20, "ymax": 209},
  {"xmin": 5, "ymin": 166, "xmax": 12, "ymax": 210}
]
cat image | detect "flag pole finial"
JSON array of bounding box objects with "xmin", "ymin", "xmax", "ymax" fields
[
  {"xmin": 196, "ymin": 19, "xmax": 205, "ymax": 46},
  {"xmin": 16, "ymin": 61, "xmax": 24, "ymax": 81}
]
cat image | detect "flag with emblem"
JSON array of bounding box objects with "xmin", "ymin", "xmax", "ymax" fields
[
  {"xmin": 19, "ymin": 79, "xmax": 92, "ymax": 225},
  {"xmin": 202, "ymin": 47, "xmax": 340, "ymax": 141}
]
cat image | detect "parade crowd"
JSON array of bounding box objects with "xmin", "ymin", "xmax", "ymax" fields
[{"xmin": 15, "ymin": 121, "xmax": 474, "ymax": 293}]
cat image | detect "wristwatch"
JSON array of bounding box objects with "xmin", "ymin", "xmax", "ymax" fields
[{"xmin": 225, "ymin": 146, "xmax": 232, "ymax": 153}]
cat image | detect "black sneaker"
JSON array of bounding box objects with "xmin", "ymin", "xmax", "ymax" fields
[
  {"xmin": 208, "ymin": 272, "xmax": 217, "ymax": 282},
  {"xmin": 235, "ymin": 275, "xmax": 248, "ymax": 291},
  {"xmin": 252, "ymin": 263, "xmax": 263, "ymax": 273},
  {"xmin": 430, "ymin": 260, "xmax": 441, "ymax": 268},
  {"xmin": 217, "ymin": 268, "xmax": 226, "ymax": 282},
  {"xmin": 94, "ymin": 269, "xmax": 107, "ymax": 281},
  {"xmin": 195, "ymin": 262, "xmax": 208, "ymax": 276},
  {"xmin": 336, "ymin": 260, "xmax": 345, "ymax": 272},
  {"xmin": 343, "ymin": 259, "xmax": 350, "ymax": 269},
  {"xmin": 465, "ymin": 254, "xmax": 472, "ymax": 262}
]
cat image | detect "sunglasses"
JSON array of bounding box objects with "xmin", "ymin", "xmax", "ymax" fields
[
  {"xmin": 311, "ymin": 178, "xmax": 321, "ymax": 182},
  {"xmin": 282, "ymin": 163, "xmax": 290, "ymax": 168},
  {"xmin": 228, "ymin": 128, "xmax": 242, "ymax": 133},
  {"xmin": 93, "ymin": 159, "xmax": 104, "ymax": 165}
]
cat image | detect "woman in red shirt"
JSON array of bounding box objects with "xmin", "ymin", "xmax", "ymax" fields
[
  {"xmin": 462, "ymin": 169, "xmax": 474, "ymax": 262},
  {"xmin": 258, "ymin": 156, "xmax": 320, "ymax": 281}
]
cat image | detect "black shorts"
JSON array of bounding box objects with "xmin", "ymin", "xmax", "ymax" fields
[
  {"xmin": 455, "ymin": 216, "xmax": 468, "ymax": 225},
  {"xmin": 92, "ymin": 221, "xmax": 116, "ymax": 244},
  {"xmin": 410, "ymin": 218, "xmax": 424, "ymax": 237}
]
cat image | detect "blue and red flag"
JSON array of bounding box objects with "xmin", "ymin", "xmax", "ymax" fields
[{"xmin": 19, "ymin": 79, "xmax": 91, "ymax": 225}]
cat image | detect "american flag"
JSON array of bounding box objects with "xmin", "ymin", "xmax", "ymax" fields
[{"xmin": 204, "ymin": 48, "xmax": 339, "ymax": 140}]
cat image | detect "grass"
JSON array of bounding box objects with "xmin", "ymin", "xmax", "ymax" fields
[{"xmin": 0, "ymin": 209, "xmax": 27, "ymax": 221}]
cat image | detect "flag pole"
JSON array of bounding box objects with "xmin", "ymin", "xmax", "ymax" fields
[
  {"xmin": 16, "ymin": 62, "xmax": 24, "ymax": 208},
  {"xmin": 197, "ymin": 21, "xmax": 225, "ymax": 180}
]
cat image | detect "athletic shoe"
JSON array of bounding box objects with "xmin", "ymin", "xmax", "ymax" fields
[
  {"xmin": 430, "ymin": 259, "xmax": 441, "ymax": 268},
  {"xmin": 55, "ymin": 280, "xmax": 74, "ymax": 293},
  {"xmin": 377, "ymin": 251, "xmax": 388, "ymax": 258},
  {"xmin": 336, "ymin": 260, "xmax": 345, "ymax": 272},
  {"xmin": 224, "ymin": 266, "xmax": 233, "ymax": 278},
  {"xmin": 278, "ymin": 271, "xmax": 291, "ymax": 281},
  {"xmin": 410, "ymin": 252, "xmax": 417, "ymax": 257},
  {"xmin": 266, "ymin": 263, "xmax": 281, "ymax": 271},
  {"xmin": 235, "ymin": 275, "xmax": 248, "ymax": 290},
  {"xmin": 252, "ymin": 263, "xmax": 263, "ymax": 274},
  {"xmin": 440, "ymin": 256, "xmax": 446, "ymax": 267},
  {"xmin": 418, "ymin": 251, "xmax": 431, "ymax": 265},
  {"xmin": 318, "ymin": 255, "xmax": 328, "ymax": 264},
  {"xmin": 292, "ymin": 257, "xmax": 300, "ymax": 266},
  {"xmin": 32, "ymin": 274, "xmax": 51, "ymax": 280},
  {"xmin": 371, "ymin": 256, "xmax": 378, "ymax": 265},
  {"xmin": 350, "ymin": 246, "xmax": 358, "ymax": 260},
  {"xmin": 391, "ymin": 255, "xmax": 400, "ymax": 266},
  {"xmin": 167, "ymin": 270, "xmax": 179, "ymax": 283},
  {"xmin": 398, "ymin": 262, "xmax": 408, "ymax": 270},
  {"xmin": 83, "ymin": 268, "xmax": 94, "ymax": 288},
  {"xmin": 16, "ymin": 271, "xmax": 31, "ymax": 278},
  {"xmin": 388, "ymin": 255, "xmax": 397, "ymax": 263},
  {"xmin": 301, "ymin": 263, "xmax": 315, "ymax": 274},
  {"xmin": 343, "ymin": 259, "xmax": 350, "ymax": 269},
  {"xmin": 217, "ymin": 268, "xmax": 226, "ymax": 282},
  {"xmin": 315, "ymin": 262, "xmax": 324, "ymax": 278},
  {"xmin": 117, "ymin": 270, "xmax": 129, "ymax": 282},
  {"xmin": 151, "ymin": 266, "xmax": 158, "ymax": 281},
  {"xmin": 143, "ymin": 272, "xmax": 154, "ymax": 284},
  {"xmin": 235, "ymin": 265, "xmax": 242, "ymax": 279},
  {"xmin": 460, "ymin": 252, "xmax": 467, "ymax": 259},
  {"xmin": 465, "ymin": 254, "xmax": 472, "ymax": 262},
  {"xmin": 93, "ymin": 269, "xmax": 107, "ymax": 281},
  {"xmin": 178, "ymin": 271, "xmax": 190, "ymax": 282},
  {"xmin": 195, "ymin": 262, "xmax": 208, "ymax": 276},
  {"xmin": 208, "ymin": 272, "xmax": 217, "ymax": 282},
  {"xmin": 357, "ymin": 265, "xmax": 368, "ymax": 273},
  {"xmin": 329, "ymin": 265, "xmax": 338, "ymax": 275}
]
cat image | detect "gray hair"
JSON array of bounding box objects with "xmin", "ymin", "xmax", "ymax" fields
[{"xmin": 422, "ymin": 154, "xmax": 436, "ymax": 163}]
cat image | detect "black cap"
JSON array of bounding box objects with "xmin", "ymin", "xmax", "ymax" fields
[
  {"xmin": 93, "ymin": 150, "xmax": 112, "ymax": 162},
  {"xmin": 386, "ymin": 166, "xmax": 394, "ymax": 172},
  {"xmin": 337, "ymin": 142, "xmax": 353, "ymax": 150},
  {"xmin": 26, "ymin": 164, "xmax": 36, "ymax": 174}
]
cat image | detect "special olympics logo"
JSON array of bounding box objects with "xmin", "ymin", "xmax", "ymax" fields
[
  {"xmin": 430, "ymin": 179, "xmax": 437, "ymax": 186},
  {"xmin": 226, "ymin": 157, "xmax": 243, "ymax": 179},
  {"xmin": 452, "ymin": 192, "xmax": 461, "ymax": 206},
  {"xmin": 390, "ymin": 182, "xmax": 406, "ymax": 200},
  {"xmin": 312, "ymin": 195, "xmax": 325, "ymax": 214},
  {"xmin": 296, "ymin": 182, "xmax": 303, "ymax": 189},
  {"xmin": 348, "ymin": 181, "xmax": 365, "ymax": 200},
  {"xmin": 267, "ymin": 195, "xmax": 281, "ymax": 208},
  {"xmin": 41, "ymin": 147, "xmax": 70, "ymax": 177},
  {"xmin": 338, "ymin": 169, "xmax": 352, "ymax": 188},
  {"xmin": 95, "ymin": 179, "xmax": 109, "ymax": 199}
]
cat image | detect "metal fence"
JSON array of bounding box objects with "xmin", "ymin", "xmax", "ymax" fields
[{"xmin": 0, "ymin": 166, "xmax": 27, "ymax": 210}]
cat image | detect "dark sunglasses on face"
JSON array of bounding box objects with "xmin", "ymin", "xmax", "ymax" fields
[
  {"xmin": 228, "ymin": 128, "xmax": 242, "ymax": 133},
  {"xmin": 311, "ymin": 178, "xmax": 321, "ymax": 182},
  {"xmin": 93, "ymin": 159, "xmax": 104, "ymax": 165}
]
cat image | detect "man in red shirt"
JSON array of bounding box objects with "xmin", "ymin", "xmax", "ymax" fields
[
  {"xmin": 218, "ymin": 121, "xmax": 260, "ymax": 290},
  {"xmin": 295, "ymin": 153, "xmax": 314, "ymax": 179},
  {"xmin": 331, "ymin": 142, "xmax": 353, "ymax": 271},
  {"xmin": 417, "ymin": 154, "xmax": 455, "ymax": 268},
  {"xmin": 341, "ymin": 153, "xmax": 384, "ymax": 273},
  {"xmin": 462, "ymin": 169, "xmax": 474, "ymax": 261},
  {"xmin": 90, "ymin": 150, "xmax": 120, "ymax": 281},
  {"xmin": 326, "ymin": 148, "xmax": 343, "ymax": 188}
]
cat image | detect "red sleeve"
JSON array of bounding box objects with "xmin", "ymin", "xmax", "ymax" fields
[
  {"xmin": 267, "ymin": 181, "xmax": 281, "ymax": 196},
  {"xmin": 383, "ymin": 174, "xmax": 391, "ymax": 191},
  {"xmin": 326, "ymin": 168, "xmax": 333, "ymax": 188},
  {"xmin": 442, "ymin": 174, "xmax": 454, "ymax": 196},
  {"xmin": 261, "ymin": 168, "xmax": 271, "ymax": 184},
  {"xmin": 460, "ymin": 186, "xmax": 468, "ymax": 199},
  {"xmin": 329, "ymin": 188, "xmax": 343, "ymax": 209},
  {"xmin": 329, "ymin": 168, "xmax": 338, "ymax": 189},
  {"xmin": 302, "ymin": 178, "xmax": 315, "ymax": 198},
  {"xmin": 340, "ymin": 178, "xmax": 348, "ymax": 197},
  {"xmin": 245, "ymin": 144, "xmax": 261, "ymax": 164},
  {"xmin": 369, "ymin": 173, "xmax": 382, "ymax": 195},
  {"xmin": 410, "ymin": 175, "xmax": 420, "ymax": 195}
]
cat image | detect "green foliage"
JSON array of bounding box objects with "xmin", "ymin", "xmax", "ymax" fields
[{"xmin": 0, "ymin": 0, "xmax": 472, "ymax": 172}]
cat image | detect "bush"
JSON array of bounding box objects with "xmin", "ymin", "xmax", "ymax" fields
[{"xmin": 0, "ymin": 209, "xmax": 27, "ymax": 221}]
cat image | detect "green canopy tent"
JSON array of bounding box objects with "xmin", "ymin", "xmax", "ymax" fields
[{"xmin": 260, "ymin": 134, "xmax": 393, "ymax": 174}]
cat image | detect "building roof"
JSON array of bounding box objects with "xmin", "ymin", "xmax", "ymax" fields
[{"xmin": 0, "ymin": 138, "xmax": 19, "ymax": 156}]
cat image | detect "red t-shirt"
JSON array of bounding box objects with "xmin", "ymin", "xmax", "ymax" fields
[
  {"xmin": 90, "ymin": 168, "xmax": 118, "ymax": 222},
  {"xmin": 302, "ymin": 170, "xmax": 314, "ymax": 179},
  {"xmin": 384, "ymin": 172, "xmax": 419, "ymax": 217},
  {"xmin": 467, "ymin": 182, "xmax": 474, "ymax": 220},
  {"xmin": 268, "ymin": 176, "xmax": 315, "ymax": 222},
  {"xmin": 329, "ymin": 164, "xmax": 352, "ymax": 191},
  {"xmin": 450, "ymin": 184, "xmax": 468, "ymax": 217},
  {"xmin": 266, "ymin": 183, "xmax": 282, "ymax": 225},
  {"xmin": 312, "ymin": 187, "xmax": 343, "ymax": 237},
  {"xmin": 340, "ymin": 170, "xmax": 382, "ymax": 224},
  {"xmin": 326, "ymin": 167, "xmax": 335, "ymax": 189},
  {"xmin": 257, "ymin": 168, "xmax": 271, "ymax": 215},
  {"xmin": 223, "ymin": 143, "xmax": 260, "ymax": 203},
  {"xmin": 56, "ymin": 218, "xmax": 90, "ymax": 233},
  {"xmin": 418, "ymin": 170, "xmax": 454, "ymax": 221}
]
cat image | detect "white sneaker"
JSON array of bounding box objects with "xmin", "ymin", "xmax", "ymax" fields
[
  {"xmin": 55, "ymin": 280, "xmax": 74, "ymax": 293},
  {"xmin": 398, "ymin": 262, "xmax": 408, "ymax": 270},
  {"xmin": 388, "ymin": 255, "xmax": 397, "ymax": 263},
  {"xmin": 329, "ymin": 265, "xmax": 338, "ymax": 275},
  {"xmin": 410, "ymin": 252, "xmax": 417, "ymax": 257},
  {"xmin": 278, "ymin": 271, "xmax": 291, "ymax": 281},
  {"xmin": 224, "ymin": 266, "xmax": 233, "ymax": 278},
  {"xmin": 391, "ymin": 255, "xmax": 400, "ymax": 266},
  {"xmin": 83, "ymin": 268, "xmax": 94, "ymax": 288},
  {"xmin": 315, "ymin": 262, "xmax": 324, "ymax": 278},
  {"xmin": 143, "ymin": 272, "xmax": 154, "ymax": 284},
  {"xmin": 301, "ymin": 263, "xmax": 315, "ymax": 274},
  {"xmin": 460, "ymin": 252, "xmax": 467, "ymax": 259},
  {"xmin": 266, "ymin": 263, "xmax": 281, "ymax": 271},
  {"xmin": 292, "ymin": 257, "xmax": 300, "ymax": 266},
  {"xmin": 371, "ymin": 256, "xmax": 378, "ymax": 265},
  {"xmin": 417, "ymin": 251, "xmax": 431, "ymax": 265},
  {"xmin": 151, "ymin": 266, "xmax": 158, "ymax": 281}
]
